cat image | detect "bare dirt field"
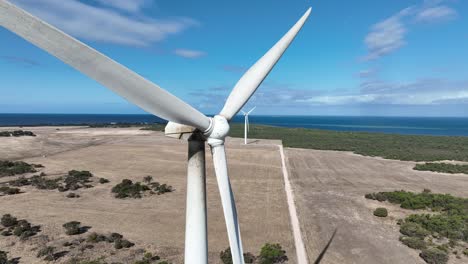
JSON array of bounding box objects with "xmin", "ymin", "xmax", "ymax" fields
[
  {"xmin": 0, "ymin": 127, "xmax": 294, "ymax": 263},
  {"xmin": 286, "ymin": 148, "xmax": 468, "ymax": 264}
]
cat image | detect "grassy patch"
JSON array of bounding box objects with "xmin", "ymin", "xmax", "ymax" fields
[
  {"xmin": 228, "ymin": 124, "xmax": 468, "ymax": 161},
  {"xmin": 366, "ymin": 190, "xmax": 467, "ymax": 263},
  {"xmin": 414, "ymin": 163, "xmax": 468, "ymax": 175}
]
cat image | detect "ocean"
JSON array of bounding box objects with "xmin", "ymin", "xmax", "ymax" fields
[{"xmin": 0, "ymin": 114, "xmax": 467, "ymax": 137}]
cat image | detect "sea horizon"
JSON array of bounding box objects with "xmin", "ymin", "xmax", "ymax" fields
[{"xmin": 1, "ymin": 113, "xmax": 468, "ymax": 137}]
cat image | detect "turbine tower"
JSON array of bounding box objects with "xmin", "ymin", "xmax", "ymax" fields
[
  {"xmin": 0, "ymin": 1, "xmax": 311, "ymax": 263},
  {"xmin": 241, "ymin": 107, "xmax": 256, "ymax": 145}
]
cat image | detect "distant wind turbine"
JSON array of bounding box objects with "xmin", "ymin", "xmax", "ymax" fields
[{"xmin": 241, "ymin": 107, "xmax": 256, "ymax": 145}]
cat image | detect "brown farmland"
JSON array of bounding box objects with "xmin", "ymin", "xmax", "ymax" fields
[
  {"xmin": 286, "ymin": 148, "xmax": 468, "ymax": 264},
  {"xmin": 0, "ymin": 127, "xmax": 294, "ymax": 263}
]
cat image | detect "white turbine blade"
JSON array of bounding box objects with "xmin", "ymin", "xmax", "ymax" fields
[
  {"xmin": 220, "ymin": 8, "xmax": 311, "ymax": 120},
  {"xmin": 211, "ymin": 145, "xmax": 244, "ymax": 264},
  {"xmin": 241, "ymin": 110, "xmax": 246, "ymax": 115},
  {"xmin": 0, "ymin": 1, "xmax": 210, "ymax": 131},
  {"xmin": 247, "ymin": 106, "xmax": 256, "ymax": 115}
]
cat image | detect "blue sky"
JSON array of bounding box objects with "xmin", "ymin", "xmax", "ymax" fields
[{"xmin": 0, "ymin": 0, "xmax": 467, "ymax": 116}]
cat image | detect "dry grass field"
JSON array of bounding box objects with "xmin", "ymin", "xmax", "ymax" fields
[
  {"xmin": 0, "ymin": 127, "xmax": 294, "ymax": 263},
  {"xmin": 286, "ymin": 148, "xmax": 468, "ymax": 264}
]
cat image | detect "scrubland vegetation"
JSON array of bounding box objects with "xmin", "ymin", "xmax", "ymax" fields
[
  {"xmin": 0, "ymin": 130, "xmax": 36, "ymax": 137},
  {"xmin": 414, "ymin": 163, "xmax": 468, "ymax": 174},
  {"xmin": 111, "ymin": 177, "xmax": 172, "ymax": 199},
  {"xmin": 220, "ymin": 243, "xmax": 287, "ymax": 264},
  {"xmin": 1, "ymin": 214, "xmax": 41, "ymax": 240},
  {"xmin": 0, "ymin": 160, "xmax": 41, "ymax": 177},
  {"xmin": 229, "ymin": 124, "xmax": 468, "ymax": 161},
  {"xmin": 365, "ymin": 190, "xmax": 468, "ymax": 263}
]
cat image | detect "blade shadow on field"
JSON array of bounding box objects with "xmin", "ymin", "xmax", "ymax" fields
[{"xmin": 313, "ymin": 228, "xmax": 338, "ymax": 264}]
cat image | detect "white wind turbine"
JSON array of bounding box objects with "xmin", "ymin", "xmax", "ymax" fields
[
  {"xmin": 241, "ymin": 107, "xmax": 256, "ymax": 145},
  {"xmin": 0, "ymin": 1, "xmax": 311, "ymax": 263}
]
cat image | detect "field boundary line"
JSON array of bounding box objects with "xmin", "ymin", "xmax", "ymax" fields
[{"xmin": 278, "ymin": 144, "xmax": 308, "ymax": 264}]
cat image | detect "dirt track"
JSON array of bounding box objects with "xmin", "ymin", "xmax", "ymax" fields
[
  {"xmin": 0, "ymin": 127, "xmax": 294, "ymax": 263},
  {"xmin": 286, "ymin": 148, "xmax": 468, "ymax": 264}
]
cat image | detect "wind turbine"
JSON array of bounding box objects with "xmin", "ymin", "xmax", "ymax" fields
[
  {"xmin": 241, "ymin": 107, "xmax": 256, "ymax": 145},
  {"xmin": 0, "ymin": 1, "xmax": 311, "ymax": 263}
]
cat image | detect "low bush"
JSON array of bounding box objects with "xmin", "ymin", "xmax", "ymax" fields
[
  {"xmin": 30, "ymin": 175, "xmax": 61, "ymax": 190},
  {"xmin": 37, "ymin": 246, "xmax": 56, "ymax": 261},
  {"xmin": 114, "ymin": 238, "xmax": 134, "ymax": 249},
  {"xmin": 0, "ymin": 251, "xmax": 16, "ymax": 264},
  {"xmin": 13, "ymin": 219, "xmax": 40, "ymax": 240},
  {"xmin": 63, "ymin": 170, "xmax": 93, "ymax": 191},
  {"xmin": 63, "ymin": 221, "xmax": 84, "ymax": 235},
  {"xmin": 419, "ymin": 248, "xmax": 449, "ymax": 264},
  {"xmin": 0, "ymin": 130, "xmax": 36, "ymax": 137},
  {"xmin": 1, "ymin": 214, "xmax": 18, "ymax": 227},
  {"xmin": 0, "ymin": 161, "xmax": 38, "ymax": 177},
  {"xmin": 98, "ymin": 178, "xmax": 109, "ymax": 184},
  {"xmin": 66, "ymin": 193, "xmax": 80, "ymax": 198},
  {"xmin": 400, "ymin": 222, "xmax": 430, "ymax": 238},
  {"xmin": 111, "ymin": 179, "xmax": 149, "ymax": 199},
  {"xmin": 258, "ymin": 243, "xmax": 288, "ymax": 264},
  {"xmin": 399, "ymin": 236, "xmax": 427, "ymax": 250},
  {"xmin": 86, "ymin": 232, "xmax": 107, "ymax": 243},
  {"xmin": 0, "ymin": 186, "xmax": 20, "ymax": 195},
  {"xmin": 373, "ymin": 208, "xmax": 388, "ymax": 217},
  {"xmin": 143, "ymin": 176, "xmax": 152, "ymax": 184}
]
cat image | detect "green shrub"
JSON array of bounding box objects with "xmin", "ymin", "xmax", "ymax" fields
[
  {"xmin": 0, "ymin": 186, "xmax": 20, "ymax": 196},
  {"xmin": 98, "ymin": 178, "xmax": 109, "ymax": 184},
  {"xmin": 0, "ymin": 160, "xmax": 37, "ymax": 177},
  {"xmin": 13, "ymin": 219, "xmax": 40, "ymax": 240},
  {"xmin": 220, "ymin": 248, "xmax": 256, "ymax": 264},
  {"xmin": 400, "ymin": 222, "xmax": 429, "ymax": 238},
  {"xmin": 155, "ymin": 184, "xmax": 173, "ymax": 195},
  {"xmin": 143, "ymin": 176, "xmax": 153, "ymax": 184},
  {"xmin": 111, "ymin": 179, "xmax": 149, "ymax": 199},
  {"xmin": 114, "ymin": 239, "xmax": 134, "ymax": 249},
  {"xmin": 373, "ymin": 208, "xmax": 388, "ymax": 217},
  {"xmin": 0, "ymin": 251, "xmax": 15, "ymax": 264},
  {"xmin": 258, "ymin": 243, "xmax": 288, "ymax": 264},
  {"xmin": 63, "ymin": 170, "xmax": 93, "ymax": 190},
  {"xmin": 30, "ymin": 175, "xmax": 60, "ymax": 190},
  {"xmin": 415, "ymin": 162, "xmax": 468, "ymax": 175},
  {"xmin": 63, "ymin": 221, "xmax": 83, "ymax": 235},
  {"xmin": 1, "ymin": 214, "xmax": 18, "ymax": 227},
  {"xmin": 86, "ymin": 232, "xmax": 107, "ymax": 243},
  {"xmin": 399, "ymin": 236, "xmax": 427, "ymax": 249},
  {"xmin": 66, "ymin": 193, "xmax": 80, "ymax": 198},
  {"xmin": 37, "ymin": 246, "xmax": 55, "ymax": 261},
  {"xmin": 419, "ymin": 248, "xmax": 448, "ymax": 264}
]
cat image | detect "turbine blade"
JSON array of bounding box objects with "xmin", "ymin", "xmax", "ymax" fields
[
  {"xmin": 247, "ymin": 106, "xmax": 256, "ymax": 115},
  {"xmin": 220, "ymin": 8, "xmax": 311, "ymax": 120},
  {"xmin": 0, "ymin": 1, "xmax": 210, "ymax": 131},
  {"xmin": 210, "ymin": 144, "xmax": 244, "ymax": 264}
]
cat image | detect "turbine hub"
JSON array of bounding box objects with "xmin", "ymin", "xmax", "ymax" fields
[{"xmin": 206, "ymin": 115, "xmax": 230, "ymax": 146}]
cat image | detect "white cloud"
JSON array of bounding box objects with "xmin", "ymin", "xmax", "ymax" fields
[
  {"xmin": 363, "ymin": 1, "xmax": 458, "ymax": 61},
  {"xmin": 299, "ymin": 79, "xmax": 468, "ymax": 106},
  {"xmin": 363, "ymin": 8, "xmax": 413, "ymax": 61},
  {"xmin": 94, "ymin": 0, "xmax": 151, "ymax": 13},
  {"xmin": 174, "ymin": 49, "xmax": 206, "ymax": 59},
  {"xmin": 11, "ymin": 0, "xmax": 198, "ymax": 47},
  {"xmin": 416, "ymin": 6, "xmax": 457, "ymax": 22}
]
